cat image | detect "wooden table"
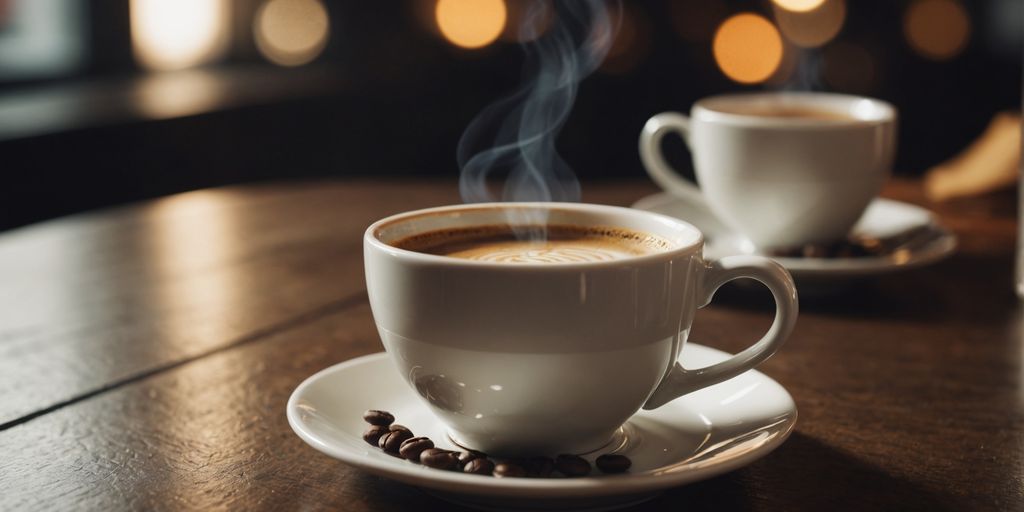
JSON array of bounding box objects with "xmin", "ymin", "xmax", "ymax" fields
[{"xmin": 1, "ymin": 179, "xmax": 1020, "ymax": 510}]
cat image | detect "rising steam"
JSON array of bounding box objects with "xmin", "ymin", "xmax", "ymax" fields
[
  {"xmin": 457, "ymin": 0, "xmax": 618, "ymax": 233},
  {"xmin": 785, "ymin": 49, "xmax": 824, "ymax": 91}
]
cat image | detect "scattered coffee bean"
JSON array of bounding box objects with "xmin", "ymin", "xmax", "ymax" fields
[
  {"xmin": 361, "ymin": 410, "xmax": 635, "ymax": 479},
  {"xmin": 420, "ymin": 448, "xmax": 460, "ymax": 470},
  {"xmin": 493, "ymin": 462, "xmax": 528, "ymax": 478},
  {"xmin": 362, "ymin": 425, "xmax": 389, "ymax": 446},
  {"xmin": 521, "ymin": 456, "xmax": 555, "ymax": 478},
  {"xmin": 399, "ymin": 437, "xmax": 434, "ymax": 462},
  {"xmin": 378, "ymin": 429, "xmax": 413, "ymax": 455},
  {"xmin": 388, "ymin": 424, "xmax": 412, "ymax": 435},
  {"xmin": 363, "ymin": 409, "xmax": 395, "ymax": 426},
  {"xmin": 463, "ymin": 458, "xmax": 495, "ymax": 476},
  {"xmin": 457, "ymin": 450, "xmax": 487, "ymax": 466},
  {"xmin": 595, "ymin": 454, "xmax": 632, "ymax": 473},
  {"xmin": 555, "ymin": 454, "xmax": 591, "ymax": 477}
]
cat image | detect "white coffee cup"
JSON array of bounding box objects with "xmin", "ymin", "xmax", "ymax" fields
[
  {"xmin": 364, "ymin": 203, "xmax": 798, "ymax": 456},
  {"xmin": 640, "ymin": 92, "xmax": 897, "ymax": 249}
]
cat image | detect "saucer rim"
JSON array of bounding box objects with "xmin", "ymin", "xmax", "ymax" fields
[
  {"xmin": 631, "ymin": 192, "xmax": 957, "ymax": 277},
  {"xmin": 287, "ymin": 347, "xmax": 797, "ymax": 499}
]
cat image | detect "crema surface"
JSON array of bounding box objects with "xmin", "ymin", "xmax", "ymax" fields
[{"xmin": 392, "ymin": 224, "xmax": 673, "ymax": 264}]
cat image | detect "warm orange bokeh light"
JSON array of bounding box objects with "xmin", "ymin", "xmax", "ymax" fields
[
  {"xmin": 435, "ymin": 0, "xmax": 507, "ymax": 49},
  {"xmin": 904, "ymin": 0, "xmax": 970, "ymax": 60},
  {"xmin": 772, "ymin": 0, "xmax": 826, "ymax": 13},
  {"xmin": 774, "ymin": 0, "xmax": 846, "ymax": 48},
  {"xmin": 713, "ymin": 13, "xmax": 784, "ymax": 84}
]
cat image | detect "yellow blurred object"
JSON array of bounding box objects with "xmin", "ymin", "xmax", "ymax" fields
[
  {"xmin": 131, "ymin": 0, "xmax": 230, "ymax": 71},
  {"xmin": 254, "ymin": 0, "xmax": 330, "ymax": 67},
  {"xmin": 435, "ymin": 0, "xmax": 507, "ymax": 49},
  {"xmin": 712, "ymin": 13, "xmax": 784, "ymax": 84},
  {"xmin": 924, "ymin": 112, "xmax": 1022, "ymax": 201},
  {"xmin": 773, "ymin": 0, "xmax": 846, "ymax": 48},
  {"xmin": 772, "ymin": 0, "xmax": 826, "ymax": 12}
]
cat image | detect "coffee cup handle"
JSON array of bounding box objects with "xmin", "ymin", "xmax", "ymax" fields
[
  {"xmin": 639, "ymin": 112, "xmax": 706, "ymax": 206},
  {"xmin": 643, "ymin": 255, "xmax": 798, "ymax": 409}
]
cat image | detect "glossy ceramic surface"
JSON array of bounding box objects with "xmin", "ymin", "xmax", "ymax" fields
[
  {"xmin": 287, "ymin": 346, "xmax": 798, "ymax": 510},
  {"xmin": 363, "ymin": 203, "xmax": 797, "ymax": 455},
  {"xmin": 632, "ymin": 192, "xmax": 957, "ymax": 279},
  {"xmin": 640, "ymin": 92, "xmax": 897, "ymax": 248}
]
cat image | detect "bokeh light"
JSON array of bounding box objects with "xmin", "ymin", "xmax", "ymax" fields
[
  {"xmin": 772, "ymin": 0, "xmax": 827, "ymax": 13},
  {"xmin": 254, "ymin": 0, "xmax": 330, "ymax": 67},
  {"xmin": 774, "ymin": 0, "xmax": 846, "ymax": 48},
  {"xmin": 904, "ymin": 0, "xmax": 971, "ymax": 60},
  {"xmin": 713, "ymin": 13, "xmax": 784, "ymax": 84},
  {"xmin": 130, "ymin": 0, "xmax": 230, "ymax": 71},
  {"xmin": 600, "ymin": 4, "xmax": 651, "ymax": 74},
  {"xmin": 435, "ymin": 0, "xmax": 507, "ymax": 49}
]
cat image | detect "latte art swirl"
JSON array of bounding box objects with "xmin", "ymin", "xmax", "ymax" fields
[{"xmin": 468, "ymin": 246, "xmax": 625, "ymax": 263}]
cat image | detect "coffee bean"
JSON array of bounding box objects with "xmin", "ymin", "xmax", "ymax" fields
[
  {"xmin": 457, "ymin": 450, "xmax": 487, "ymax": 466},
  {"xmin": 399, "ymin": 437, "xmax": 434, "ymax": 462},
  {"xmin": 493, "ymin": 463, "xmax": 527, "ymax": 478},
  {"xmin": 363, "ymin": 410, "xmax": 395, "ymax": 426},
  {"xmin": 521, "ymin": 456, "xmax": 555, "ymax": 478},
  {"xmin": 554, "ymin": 454, "xmax": 591, "ymax": 477},
  {"xmin": 362, "ymin": 425, "xmax": 388, "ymax": 446},
  {"xmin": 388, "ymin": 424, "xmax": 412, "ymax": 435},
  {"xmin": 359, "ymin": 411, "xmax": 631, "ymax": 479},
  {"xmin": 420, "ymin": 448, "xmax": 460, "ymax": 470},
  {"xmin": 463, "ymin": 458, "xmax": 495, "ymax": 476},
  {"xmin": 378, "ymin": 429, "xmax": 413, "ymax": 455},
  {"xmin": 596, "ymin": 454, "xmax": 632, "ymax": 473}
]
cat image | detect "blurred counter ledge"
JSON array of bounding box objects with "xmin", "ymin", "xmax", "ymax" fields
[{"xmin": 0, "ymin": 65, "xmax": 347, "ymax": 142}]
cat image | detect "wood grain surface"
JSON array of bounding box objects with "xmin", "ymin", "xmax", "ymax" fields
[{"xmin": 1, "ymin": 179, "xmax": 1020, "ymax": 511}]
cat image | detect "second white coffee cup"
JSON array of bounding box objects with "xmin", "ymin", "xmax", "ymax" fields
[{"xmin": 640, "ymin": 92, "xmax": 897, "ymax": 249}]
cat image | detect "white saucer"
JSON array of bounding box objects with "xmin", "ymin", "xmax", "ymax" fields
[
  {"xmin": 632, "ymin": 192, "xmax": 957, "ymax": 280},
  {"xmin": 287, "ymin": 345, "xmax": 797, "ymax": 511}
]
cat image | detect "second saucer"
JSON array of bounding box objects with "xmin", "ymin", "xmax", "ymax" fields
[{"xmin": 632, "ymin": 192, "xmax": 957, "ymax": 281}]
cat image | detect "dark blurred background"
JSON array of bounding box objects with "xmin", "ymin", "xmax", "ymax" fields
[{"xmin": 0, "ymin": 0, "xmax": 1020, "ymax": 231}]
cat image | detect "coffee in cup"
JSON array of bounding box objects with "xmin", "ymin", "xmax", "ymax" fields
[
  {"xmin": 710, "ymin": 104, "xmax": 858, "ymax": 122},
  {"xmin": 364, "ymin": 203, "xmax": 798, "ymax": 455},
  {"xmin": 640, "ymin": 92, "xmax": 897, "ymax": 250},
  {"xmin": 391, "ymin": 224, "xmax": 673, "ymax": 262}
]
